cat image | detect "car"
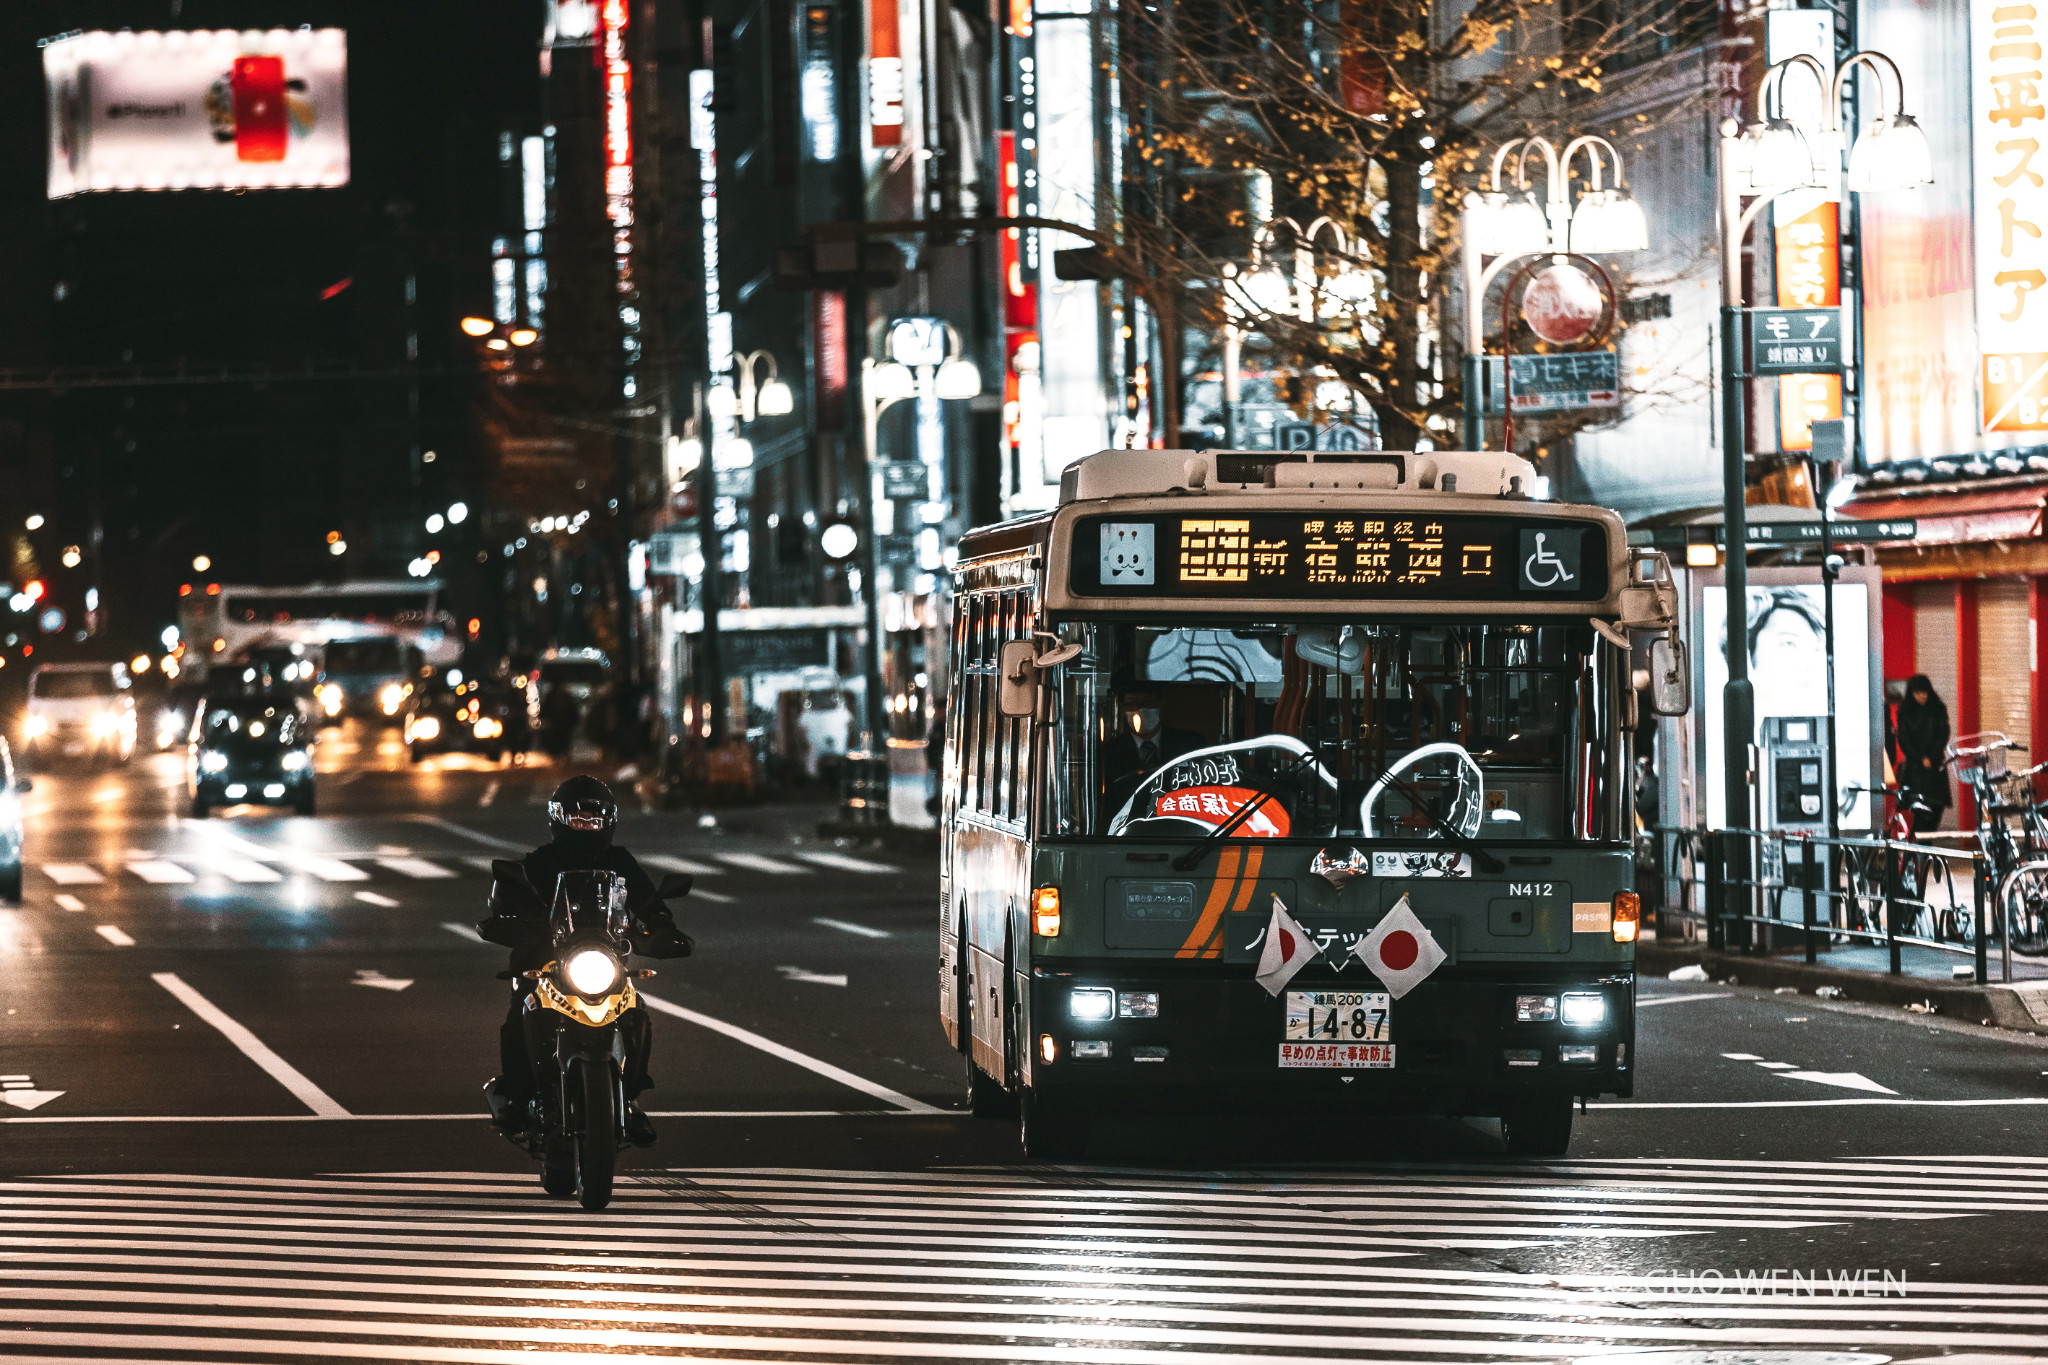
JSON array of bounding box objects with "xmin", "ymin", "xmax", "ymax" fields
[
  {"xmin": 403, "ymin": 669, "xmax": 522, "ymax": 763},
  {"xmin": 187, "ymin": 695, "xmax": 316, "ymax": 817},
  {"xmin": 23, "ymin": 662, "xmax": 138, "ymax": 767},
  {"xmin": 319, "ymin": 636, "xmax": 419, "ymax": 723},
  {"xmin": 0, "ymin": 737, "xmax": 28, "ymax": 901}
]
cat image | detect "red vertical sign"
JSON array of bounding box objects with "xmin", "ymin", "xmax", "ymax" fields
[
  {"xmin": 1773, "ymin": 200, "xmax": 1842, "ymax": 452},
  {"xmin": 813, "ymin": 290, "xmax": 847, "ymax": 430},
  {"xmin": 868, "ymin": 0, "xmax": 903, "ymax": 146},
  {"xmin": 1336, "ymin": 0, "xmax": 1385, "ymax": 117}
]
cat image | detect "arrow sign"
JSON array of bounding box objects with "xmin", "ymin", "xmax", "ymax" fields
[
  {"xmin": 1, "ymin": 1089, "xmax": 65, "ymax": 1112},
  {"xmin": 1780, "ymin": 1070, "xmax": 1896, "ymax": 1095},
  {"xmin": 777, "ymin": 966, "xmax": 848, "ymax": 987},
  {"xmin": 353, "ymin": 969, "xmax": 413, "ymax": 992}
]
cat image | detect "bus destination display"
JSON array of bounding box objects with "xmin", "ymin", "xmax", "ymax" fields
[{"xmin": 1077, "ymin": 513, "xmax": 1606, "ymax": 600}]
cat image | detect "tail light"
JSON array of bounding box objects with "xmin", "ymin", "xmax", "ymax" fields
[
  {"xmin": 1612, "ymin": 891, "xmax": 1641, "ymax": 943},
  {"xmin": 1032, "ymin": 887, "xmax": 1061, "ymax": 937}
]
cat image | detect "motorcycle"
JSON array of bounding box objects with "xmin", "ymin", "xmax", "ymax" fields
[{"xmin": 482, "ymin": 861, "xmax": 692, "ymax": 1210}]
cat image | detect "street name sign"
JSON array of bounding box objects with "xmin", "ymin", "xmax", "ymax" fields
[
  {"xmin": 1505, "ymin": 352, "xmax": 1620, "ymax": 413},
  {"xmin": 1749, "ymin": 308, "xmax": 1843, "ymax": 374}
]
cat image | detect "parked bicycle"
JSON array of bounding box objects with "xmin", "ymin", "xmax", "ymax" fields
[{"xmin": 1946, "ymin": 733, "xmax": 2048, "ymax": 954}]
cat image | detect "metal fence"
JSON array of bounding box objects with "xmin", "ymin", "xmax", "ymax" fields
[{"xmin": 1642, "ymin": 824, "xmax": 2022, "ymax": 985}]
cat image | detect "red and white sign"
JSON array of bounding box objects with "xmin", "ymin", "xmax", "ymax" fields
[
  {"xmin": 43, "ymin": 29, "xmax": 349, "ymax": 197},
  {"xmin": 867, "ymin": 0, "xmax": 904, "ymax": 145},
  {"xmin": 1519, "ymin": 263, "xmax": 1605, "ymax": 345},
  {"xmin": 1254, "ymin": 895, "xmax": 1319, "ymax": 996},
  {"xmin": 1974, "ymin": 0, "xmax": 2048, "ymax": 431},
  {"xmin": 1352, "ymin": 895, "xmax": 1446, "ymax": 999},
  {"xmin": 1154, "ymin": 786, "xmax": 1289, "ymax": 837},
  {"xmin": 1279, "ymin": 1042, "xmax": 1395, "ymax": 1069}
]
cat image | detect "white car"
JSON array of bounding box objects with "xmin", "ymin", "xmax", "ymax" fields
[
  {"xmin": 24, "ymin": 661, "xmax": 138, "ymax": 767},
  {"xmin": 0, "ymin": 736, "xmax": 25, "ymax": 901}
]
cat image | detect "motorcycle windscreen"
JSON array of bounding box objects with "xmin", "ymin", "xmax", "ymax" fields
[{"xmin": 549, "ymin": 868, "xmax": 631, "ymax": 936}]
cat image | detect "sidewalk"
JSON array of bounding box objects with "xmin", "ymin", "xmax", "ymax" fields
[{"xmin": 1638, "ymin": 935, "xmax": 2048, "ymax": 1034}]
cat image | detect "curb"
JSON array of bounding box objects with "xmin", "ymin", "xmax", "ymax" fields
[{"xmin": 1637, "ymin": 940, "xmax": 2048, "ymax": 1034}]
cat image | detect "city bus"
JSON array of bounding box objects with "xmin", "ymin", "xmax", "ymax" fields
[
  {"xmin": 178, "ymin": 580, "xmax": 459, "ymax": 713},
  {"xmin": 938, "ymin": 446, "xmax": 1688, "ymax": 1158}
]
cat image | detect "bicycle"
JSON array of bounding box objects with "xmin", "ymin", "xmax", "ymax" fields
[
  {"xmin": 1838, "ymin": 782, "xmax": 1942, "ymax": 941},
  {"xmin": 1944, "ymin": 733, "xmax": 2048, "ymax": 951}
]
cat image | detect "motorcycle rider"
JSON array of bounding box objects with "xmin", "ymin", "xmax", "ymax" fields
[{"xmin": 481, "ymin": 775, "xmax": 692, "ymax": 1146}]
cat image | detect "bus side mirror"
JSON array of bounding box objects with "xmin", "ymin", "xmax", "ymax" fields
[
  {"xmin": 998, "ymin": 641, "xmax": 1039, "ymax": 718},
  {"xmin": 1648, "ymin": 633, "xmax": 1691, "ymax": 716}
]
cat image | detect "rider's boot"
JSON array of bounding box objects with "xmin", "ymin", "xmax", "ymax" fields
[{"xmin": 624, "ymin": 1101, "xmax": 657, "ymax": 1147}]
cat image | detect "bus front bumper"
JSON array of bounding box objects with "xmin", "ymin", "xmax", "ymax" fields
[{"xmin": 1026, "ymin": 968, "xmax": 1634, "ymax": 1116}]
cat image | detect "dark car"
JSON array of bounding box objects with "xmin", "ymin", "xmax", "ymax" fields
[
  {"xmin": 403, "ymin": 672, "xmax": 521, "ymax": 763},
  {"xmin": 187, "ymin": 695, "xmax": 316, "ymax": 817}
]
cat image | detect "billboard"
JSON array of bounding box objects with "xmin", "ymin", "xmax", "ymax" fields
[
  {"xmin": 44, "ymin": 29, "xmax": 348, "ymax": 197},
  {"xmin": 1971, "ymin": 0, "xmax": 2048, "ymax": 432}
]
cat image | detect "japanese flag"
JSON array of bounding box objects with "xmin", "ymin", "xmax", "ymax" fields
[
  {"xmin": 1352, "ymin": 894, "xmax": 1446, "ymax": 999},
  {"xmin": 1254, "ymin": 894, "xmax": 1319, "ymax": 996}
]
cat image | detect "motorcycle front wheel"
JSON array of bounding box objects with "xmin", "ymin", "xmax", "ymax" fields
[
  {"xmin": 575, "ymin": 1060, "xmax": 617, "ymax": 1211},
  {"xmin": 541, "ymin": 1159, "xmax": 576, "ymax": 1197}
]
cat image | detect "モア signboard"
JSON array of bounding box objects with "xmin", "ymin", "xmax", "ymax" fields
[
  {"xmin": 1505, "ymin": 352, "xmax": 1620, "ymax": 413},
  {"xmin": 44, "ymin": 29, "xmax": 349, "ymax": 196},
  {"xmin": 1748, "ymin": 308, "xmax": 1843, "ymax": 374}
]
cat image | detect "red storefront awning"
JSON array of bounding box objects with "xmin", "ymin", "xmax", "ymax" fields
[{"xmin": 1843, "ymin": 485, "xmax": 2047, "ymax": 546}]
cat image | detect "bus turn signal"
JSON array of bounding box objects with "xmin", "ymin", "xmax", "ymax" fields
[
  {"xmin": 1032, "ymin": 887, "xmax": 1061, "ymax": 937},
  {"xmin": 1612, "ymin": 891, "xmax": 1640, "ymax": 943}
]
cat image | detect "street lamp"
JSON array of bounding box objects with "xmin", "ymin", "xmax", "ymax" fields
[
  {"xmin": 1220, "ymin": 217, "xmax": 1374, "ymax": 445},
  {"xmin": 1459, "ymin": 135, "xmax": 1649, "ymax": 446},
  {"xmin": 731, "ymin": 350, "xmax": 795, "ymax": 422},
  {"xmin": 1713, "ymin": 48, "xmax": 1931, "ymax": 898}
]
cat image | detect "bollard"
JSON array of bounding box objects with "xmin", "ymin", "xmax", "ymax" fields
[
  {"xmin": 1802, "ymin": 838, "xmax": 1819, "ymax": 965},
  {"xmin": 1884, "ymin": 838, "xmax": 1901, "ymax": 976},
  {"xmin": 1705, "ymin": 830, "xmax": 1725, "ymax": 953},
  {"xmin": 1976, "ymin": 856, "xmax": 1990, "ymax": 986}
]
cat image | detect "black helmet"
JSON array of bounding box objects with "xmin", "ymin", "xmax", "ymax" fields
[{"xmin": 547, "ymin": 775, "xmax": 618, "ymax": 853}]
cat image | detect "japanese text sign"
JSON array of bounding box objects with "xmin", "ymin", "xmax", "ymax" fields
[
  {"xmin": 1749, "ymin": 308, "xmax": 1844, "ymax": 374},
  {"xmin": 1974, "ymin": 0, "xmax": 2048, "ymax": 430}
]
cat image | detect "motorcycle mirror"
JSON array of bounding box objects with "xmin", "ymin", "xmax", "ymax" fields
[
  {"xmin": 489, "ymin": 858, "xmax": 532, "ymax": 888},
  {"xmin": 657, "ymin": 872, "xmax": 694, "ymax": 900}
]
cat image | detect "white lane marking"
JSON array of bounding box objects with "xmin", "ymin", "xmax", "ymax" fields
[
  {"xmin": 0, "ymin": 1072, "xmax": 63, "ymax": 1111},
  {"xmin": 214, "ymin": 858, "xmax": 283, "ymax": 884},
  {"xmin": 797, "ymin": 850, "xmax": 897, "ymax": 875},
  {"xmin": 813, "ymin": 916, "xmax": 890, "ymax": 939},
  {"xmin": 717, "ymin": 851, "xmax": 811, "ymax": 875},
  {"xmin": 1780, "ymin": 1070, "xmax": 1898, "ymax": 1095},
  {"xmin": 126, "ymin": 860, "xmax": 195, "ymax": 885},
  {"xmin": 638, "ymin": 990, "xmax": 936, "ymax": 1113},
  {"xmin": 41, "ymin": 864, "xmax": 103, "ymax": 885},
  {"xmin": 87, "ymin": 788, "xmax": 122, "ymax": 804},
  {"xmin": 479, "ymin": 781, "xmax": 500, "ymax": 808},
  {"xmin": 53, "ymin": 894, "xmax": 85, "ymax": 912},
  {"xmin": 440, "ymin": 922, "xmax": 485, "ymax": 943},
  {"xmin": 376, "ymin": 857, "xmax": 455, "ymax": 880},
  {"xmin": 1755, "ymin": 1061, "xmax": 1798, "ymax": 1070},
  {"xmin": 404, "ymin": 815, "xmax": 525, "ymax": 851},
  {"xmin": 458, "ymin": 856, "xmax": 502, "ymax": 872},
  {"xmin": 353, "ymin": 891, "xmax": 400, "ymax": 908},
  {"xmin": 1593, "ymin": 1096, "xmax": 2031, "ymax": 1110},
  {"xmin": 777, "ymin": 966, "xmax": 849, "ymax": 987},
  {"xmin": 200, "ymin": 829, "xmax": 367, "ymax": 882},
  {"xmin": 353, "ymin": 969, "xmax": 413, "ymax": 992},
  {"xmin": 0, "ymin": 1109, "xmax": 889, "ymax": 1124},
  {"xmin": 643, "ymin": 854, "xmax": 723, "ymax": 877},
  {"xmin": 1720, "ymin": 1052, "xmax": 1763, "ymax": 1061},
  {"xmin": 95, "ymin": 926, "xmax": 135, "ymax": 947},
  {"xmin": 690, "ymin": 889, "xmax": 735, "ymax": 904},
  {"xmin": 1635, "ymin": 993, "xmax": 1733, "ymax": 1008},
  {"xmin": 150, "ymin": 973, "xmax": 348, "ymax": 1118},
  {"xmin": 299, "ymin": 857, "xmax": 369, "ymax": 882}
]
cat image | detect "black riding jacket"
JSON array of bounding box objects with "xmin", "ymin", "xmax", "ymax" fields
[{"xmin": 479, "ymin": 839, "xmax": 692, "ymax": 970}]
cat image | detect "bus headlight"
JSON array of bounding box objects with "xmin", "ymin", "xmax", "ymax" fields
[
  {"xmin": 1032, "ymin": 887, "xmax": 1061, "ymax": 937},
  {"xmin": 199, "ymin": 750, "xmax": 228, "ymax": 773},
  {"xmin": 563, "ymin": 948, "xmax": 623, "ymax": 996},
  {"xmin": 1068, "ymin": 987, "xmax": 1115, "ymax": 1022},
  {"xmin": 1560, "ymin": 993, "xmax": 1607, "ymax": 1027}
]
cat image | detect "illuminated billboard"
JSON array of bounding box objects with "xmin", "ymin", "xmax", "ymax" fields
[{"xmin": 44, "ymin": 29, "xmax": 349, "ymax": 197}]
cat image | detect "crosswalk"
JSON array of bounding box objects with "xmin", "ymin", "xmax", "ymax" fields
[
  {"xmin": 3, "ymin": 1159, "xmax": 2047, "ymax": 1361},
  {"xmin": 30, "ymin": 845, "xmax": 906, "ymax": 889}
]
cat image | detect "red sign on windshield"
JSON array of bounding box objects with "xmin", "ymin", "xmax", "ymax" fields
[{"xmin": 1153, "ymin": 786, "xmax": 1290, "ymax": 837}]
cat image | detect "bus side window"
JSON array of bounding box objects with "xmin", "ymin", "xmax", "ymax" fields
[
  {"xmin": 1009, "ymin": 595, "xmax": 1035, "ymax": 821},
  {"xmin": 987, "ymin": 593, "xmax": 1012, "ymax": 819},
  {"xmin": 961, "ymin": 596, "xmax": 985, "ymax": 813}
]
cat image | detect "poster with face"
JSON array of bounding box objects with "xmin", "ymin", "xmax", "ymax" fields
[{"xmin": 1700, "ymin": 583, "xmax": 1873, "ymax": 831}]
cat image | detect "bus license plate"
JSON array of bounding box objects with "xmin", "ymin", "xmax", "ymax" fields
[
  {"xmin": 1284, "ymin": 990, "xmax": 1390, "ymax": 1042},
  {"xmin": 1279, "ymin": 1042, "xmax": 1395, "ymax": 1069}
]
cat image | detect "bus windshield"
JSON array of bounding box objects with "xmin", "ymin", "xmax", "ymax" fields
[
  {"xmin": 1043, "ymin": 620, "xmax": 1624, "ymax": 843},
  {"xmin": 323, "ymin": 639, "xmax": 403, "ymax": 675}
]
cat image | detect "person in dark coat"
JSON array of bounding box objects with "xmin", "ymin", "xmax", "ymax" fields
[{"xmin": 1893, "ymin": 674, "xmax": 1953, "ymax": 831}]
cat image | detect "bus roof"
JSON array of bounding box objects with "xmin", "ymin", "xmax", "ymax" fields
[{"xmin": 217, "ymin": 580, "xmax": 440, "ymax": 597}]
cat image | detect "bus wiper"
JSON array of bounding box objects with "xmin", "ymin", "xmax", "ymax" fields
[
  {"xmin": 1366, "ymin": 768, "xmax": 1506, "ymax": 875},
  {"xmin": 1171, "ymin": 746, "xmax": 1326, "ymax": 872}
]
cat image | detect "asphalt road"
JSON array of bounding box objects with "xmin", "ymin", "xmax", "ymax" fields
[{"xmin": 7, "ymin": 722, "xmax": 2048, "ymax": 1362}]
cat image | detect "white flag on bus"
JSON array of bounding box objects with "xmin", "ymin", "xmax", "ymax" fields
[
  {"xmin": 1352, "ymin": 894, "xmax": 1446, "ymax": 999},
  {"xmin": 1254, "ymin": 894, "xmax": 1319, "ymax": 996}
]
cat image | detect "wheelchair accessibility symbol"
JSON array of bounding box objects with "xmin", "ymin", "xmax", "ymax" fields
[{"xmin": 1518, "ymin": 528, "xmax": 1581, "ymax": 592}]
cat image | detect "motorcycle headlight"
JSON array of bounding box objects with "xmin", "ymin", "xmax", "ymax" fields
[
  {"xmin": 411, "ymin": 716, "xmax": 441, "ymax": 741},
  {"xmin": 282, "ymin": 750, "xmax": 311, "ymax": 772},
  {"xmin": 199, "ymin": 750, "xmax": 228, "ymax": 773},
  {"xmin": 563, "ymin": 948, "xmax": 622, "ymax": 996}
]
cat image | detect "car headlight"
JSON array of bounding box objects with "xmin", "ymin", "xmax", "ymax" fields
[
  {"xmin": 318, "ymin": 684, "xmax": 343, "ymax": 716},
  {"xmin": 282, "ymin": 750, "xmax": 311, "ymax": 772},
  {"xmin": 91, "ymin": 711, "xmax": 120, "ymax": 736},
  {"xmin": 563, "ymin": 947, "xmax": 622, "ymax": 996},
  {"xmin": 1560, "ymin": 993, "xmax": 1607, "ymax": 1027},
  {"xmin": 473, "ymin": 717, "xmax": 502, "ymax": 739},
  {"xmin": 411, "ymin": 716, "xmax": 441, "ymax": 741},
  {"xmin": 1068, "ymin": 987, "xmax": 1115, "ymax": 1022},
  {"xmin": 24, "ymin": 715, "xmax": 47, "ymax": 737},
  {"xmin": 199, "ymin": 750, "xmax": 228, "ymax": 773},
  {"xmin": 379, "ymin": 684, "xmax": 404, "ymax": 715}
]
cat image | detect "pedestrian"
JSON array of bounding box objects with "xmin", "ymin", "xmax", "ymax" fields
[{"xmin": 1893, "ymin": 673, "xmax": 1952, "ymax": 832}]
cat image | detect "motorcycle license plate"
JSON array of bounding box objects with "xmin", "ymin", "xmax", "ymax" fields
[{"xmin": 1284, "ymin": 990, "xmax": 1389, "ymax": 1043}]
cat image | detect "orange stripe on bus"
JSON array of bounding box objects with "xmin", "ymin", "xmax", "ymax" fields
[
  {"xmin": 1195, "ymin": 846, "xmax": 1265, "ymax": 958},
  {"xmin": 1175, "ymin": 846, "xmax": 1242, "ymax": 958}
]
